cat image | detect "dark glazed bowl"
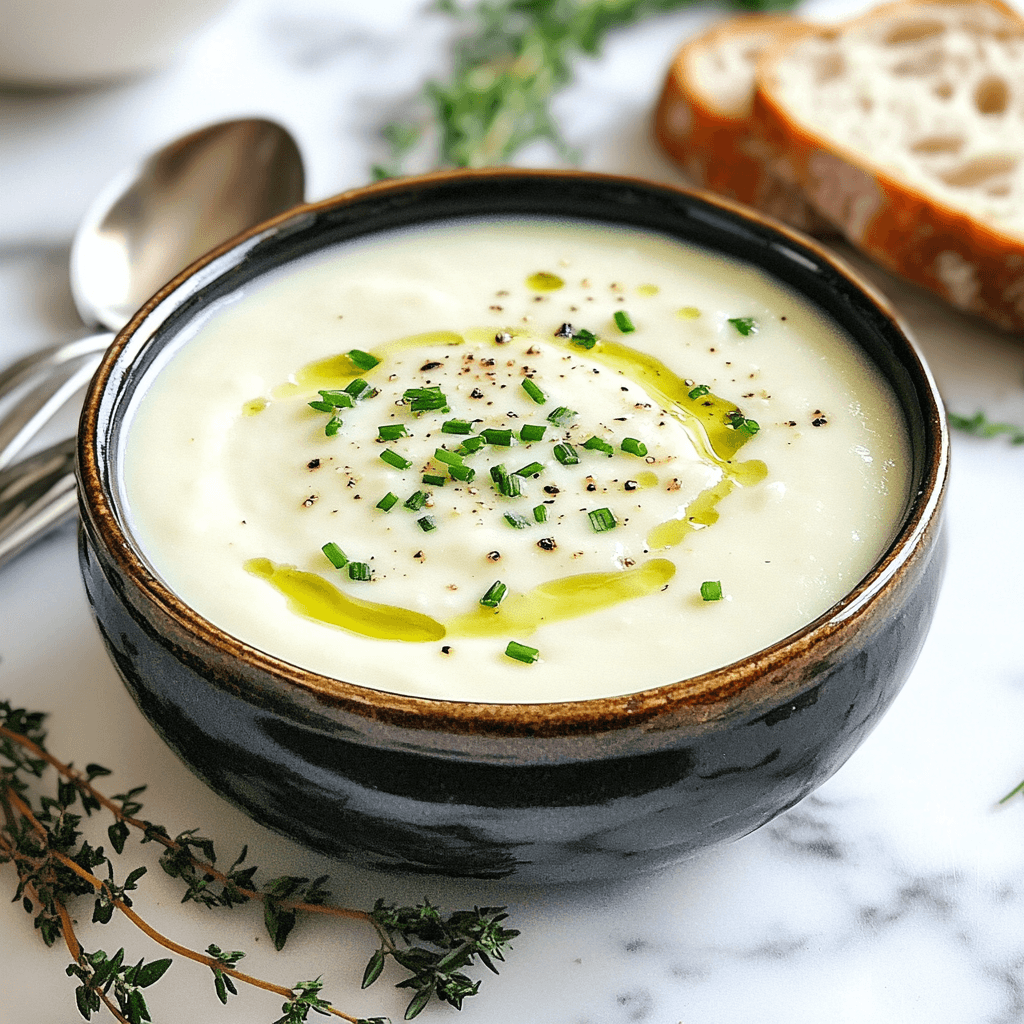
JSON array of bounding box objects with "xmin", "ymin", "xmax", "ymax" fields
[{"xmin": 77, "ymin": 170, "xmax": 948, "ymax": 884}]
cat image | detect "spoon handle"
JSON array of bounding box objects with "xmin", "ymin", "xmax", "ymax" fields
[
  {"xmin": 0, "ymin": 436, "xmax": 77, "ymax": 570},
  {"xmin": 0, "ymin": 332, "xmax": 112, "ymax": 400},
  {"xmin": 0, "ymin": 354, "xmax": 101, "ymax": 471}
]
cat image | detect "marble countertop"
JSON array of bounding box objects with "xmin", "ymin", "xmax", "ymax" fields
[{"xmin": 1, "ymin": 1, "xmax": 1022, "ymax": 1021}]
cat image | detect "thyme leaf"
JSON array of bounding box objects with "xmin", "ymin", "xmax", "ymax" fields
[
  {"xmin": 948, "ymin": 411, "xmax": 1024, "ymax": 445},
  {"xmin": 366, "ymin": 899, "xmax": 520, "ymax": 1017}
]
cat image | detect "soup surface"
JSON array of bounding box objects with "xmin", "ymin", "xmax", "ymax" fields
[{"xmin": 122, "ymin": 218, "xmax": 911, "ymax": 702}]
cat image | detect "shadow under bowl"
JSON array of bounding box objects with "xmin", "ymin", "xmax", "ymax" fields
[{"xmin": 77, "ymin": 170, "xmax": 948, "ymax": 884}]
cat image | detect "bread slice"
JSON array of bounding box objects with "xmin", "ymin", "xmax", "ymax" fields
[
  {"xmin": 755, "ymin": 0, "xmax": 1024, "ymax": 333},
  {"xmin": 654, "ymin": 14, "xmax": 835, "ymax": 236}
]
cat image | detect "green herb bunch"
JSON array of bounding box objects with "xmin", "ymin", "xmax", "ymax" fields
[
  {"xmin": 375, "ymin": 0, "xmax": 798, "ymax": 177},
  {"xmin": 0, "ymin": 702, "xmax": 518, "ymax": 1024}
]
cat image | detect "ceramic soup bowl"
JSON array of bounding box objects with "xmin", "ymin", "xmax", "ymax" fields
[{"xmin": 77, "ymin": 170, "xmax": 948, "ymax": 883}]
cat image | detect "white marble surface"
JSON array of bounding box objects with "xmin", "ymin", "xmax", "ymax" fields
[{"xmin": 1, "ymin": 1, "xmax": 1022, "ymax": 1022}]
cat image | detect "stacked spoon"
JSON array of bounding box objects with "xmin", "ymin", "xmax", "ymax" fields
[{"xmin": 0, "ymin": 118, "xmax": 304, "ymax": 568}]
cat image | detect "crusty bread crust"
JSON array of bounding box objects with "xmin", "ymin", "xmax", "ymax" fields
[
  {"xmin": 654, "ymin": 14, "xmax": 835, "ymax": 236},
  {"xmin": 755, "ymin": 0, "xmax": 1024, "ymax": 333}
]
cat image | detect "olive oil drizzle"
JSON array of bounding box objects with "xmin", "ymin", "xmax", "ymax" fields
[
  {"xmin": 526, "ymin": 271, "xmax": 564, "ymax": 291},
  {"xmin": 244, "ymin": 558, "xmax": 447, "ymax": 642},
  {"xmin": 546, "ymin": 331, "xmax": 758, "ymax": 465},
  {"xmin": 264, "ymin": 331, "xmax": 466, "ymax": 403},
  {"xmin": 449, "ymin": 559, "xmax": 676, "ymax": 638},
  {"xmin": 245, "ymin": 557, "xmax": 675, "ymax": 643},
  {"xmin": 647, "ymin": 478, "xmax": 736, "ymax": 551},
  {"xmin": 540, "ymin": 331, "xmax": 768, "ymax": 548},
  {"xmin": 257, "ymin": 326, "xmax": 761, "ymax": 471}
]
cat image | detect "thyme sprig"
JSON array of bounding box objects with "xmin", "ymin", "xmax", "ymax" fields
[
  {"xmin": 948, "ymin": 411, "xmax": 1024, "ymax": 445},
  {"xmin": 374, "ymin": 0, "xmax": 796, "ymax": 177},
  {"xmin": 1, "ymin": 702, "xmax": 517, "ymax": 1024}
]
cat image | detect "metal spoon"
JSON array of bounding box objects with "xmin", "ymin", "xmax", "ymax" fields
[{"xmin": 0, "ymin": 118, "xmax": 305, "ymax": 566}]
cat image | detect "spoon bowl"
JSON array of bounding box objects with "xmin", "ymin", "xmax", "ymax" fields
[
  {"xmin": 71, "ymin": 119, "xmax": 304, "ymax": 332},
  {"xmin": 0, "ymin": 118, "xmax": 305, "ymax": 566}
]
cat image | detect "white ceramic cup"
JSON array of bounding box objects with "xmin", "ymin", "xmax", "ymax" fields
[{"xmin": 0, "ymin": 0, "xmax": 233, "ymax": 87}]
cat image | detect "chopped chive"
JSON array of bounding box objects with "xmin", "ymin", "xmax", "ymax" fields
[
  {"xmin": 448, "ymin": 463, "xmax": 476, "ymax": 483},
  {"xmin": 621, "ymin": 437, "xmax": 648, "ymax": 457},
  {"xmin": 321, "ymin": 542, "xmax": 348, "ymax": 569},
  {"xmin": 688, "ymin": 384, "xmax": 710, "ymax": 400},
  {"xmin": 422, "ymin": 473, "xmax": 446, "ymax": 487},
  {"xmin": 519, "ymin": 424, "xmax": 547, "ymax": 442},
  {"xmin": 417, "ymin": 515, "xmax": 437, "ymax": 532},
  {"xmin": 343, "ymin": 378, "xmax": 376, "ymax": 400},
  {"xmin": 571, "ymin": 328, "xmax": 598, "ymax": 349},
  {"xmin": 456, "ymin": 435, "xmax": 487, "ymax": 455},
  {"xmin": 480, "ymin": 581, "xmax": 507, "ymax": 607},
  {"xmin": 700, "ymin": 580, "xmax": 723, "ymax": 601},
  {"xmin": 376, "ymin": 492, "xmax": 398, "ymax": 512},
  {"xmin": 380, "ymin": 448, "xmax": 412, "ymax": 470},
  {"xmin": 377, "ymin": 423, "xmax": 408, "ymax": 441},
  {"xmin": 504, "ymin": 512, "xmax": 531, "ymax": 529},
  {"xmin": 547, "ymin": 406, "xmax": 577, "ymax": 427},
  {"xmin": 417, "ymin": 394, "xmax": 450, "ymax": 412},
  {"xmin": 533, "ymin": 504, "xmax": 548, "ymax": 523},
  {"xmin": 521, "ymin": 378, "xmax": 546, "ymax": 404},
  {"xmin": 316, "ymin": 390, "xmax": 354, "ymax": 409},
  {"xmin": 726, "ymin": 410, "xmax": 760, "ymax": 436},
  {"xmin": 582, "ymin": 436, "xmax": 614, "ymax": 456},
  {"xmin": 481, "ymin": 428, "xmax": 514, "ymax": 446},
  {"xmin": 728, "ymin": 317, "xmax": 759, "ymax": 336},
  {"xmin": 613, "ymin": 310, "xmax": 635, "ymax": 333},
  {"xmin": 442, "ymin": 418, "xmax": 474, "ymax": 434},
  {"xmin": 490, "ymin": 464, "xmax": 521, "ymax": 497},
  {"xmin": 515, "ymin": 461, "xmax": 544, "ymax": 478},
  {"xmin": 403, "ymin": 386, "xmax": 449, "ymax": 412},
  {"xmin": 588, "ymin": 507, "xmax": 617, "ymax": 532},
  {"xmin": 324, "ymin": 414, "xmax": 344, "ymax": 437},
  {"xmin": 433, "ymin": 447, "xmax": 464, "ymax": 467},
  {"xmin": 404, "ymin": 490, "xmax": 429, "ymax": 511},
  {"xmin": 505, "ymin": 640, "xmax": 539, "ymax": 664},
  {"xmin": 553, "ymin": 443, "xmax": 578, "ymax": 466},
  {"xmin": 348, "ymin": 562, "xmax": 372, "ymax": 581},
  {"xmin": 347, "ymin": 349, "xmax": 380, "ymax": 371}
]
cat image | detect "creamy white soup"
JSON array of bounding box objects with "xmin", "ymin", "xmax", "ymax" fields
[{"xmin": 122, "ymin": 218, "xmax": 910, "ymax": 703}]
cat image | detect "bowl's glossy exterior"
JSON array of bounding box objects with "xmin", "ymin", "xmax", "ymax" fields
[{"xmin": 78, "ymin": 170, "xmax": 948, "ymax": 883}]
